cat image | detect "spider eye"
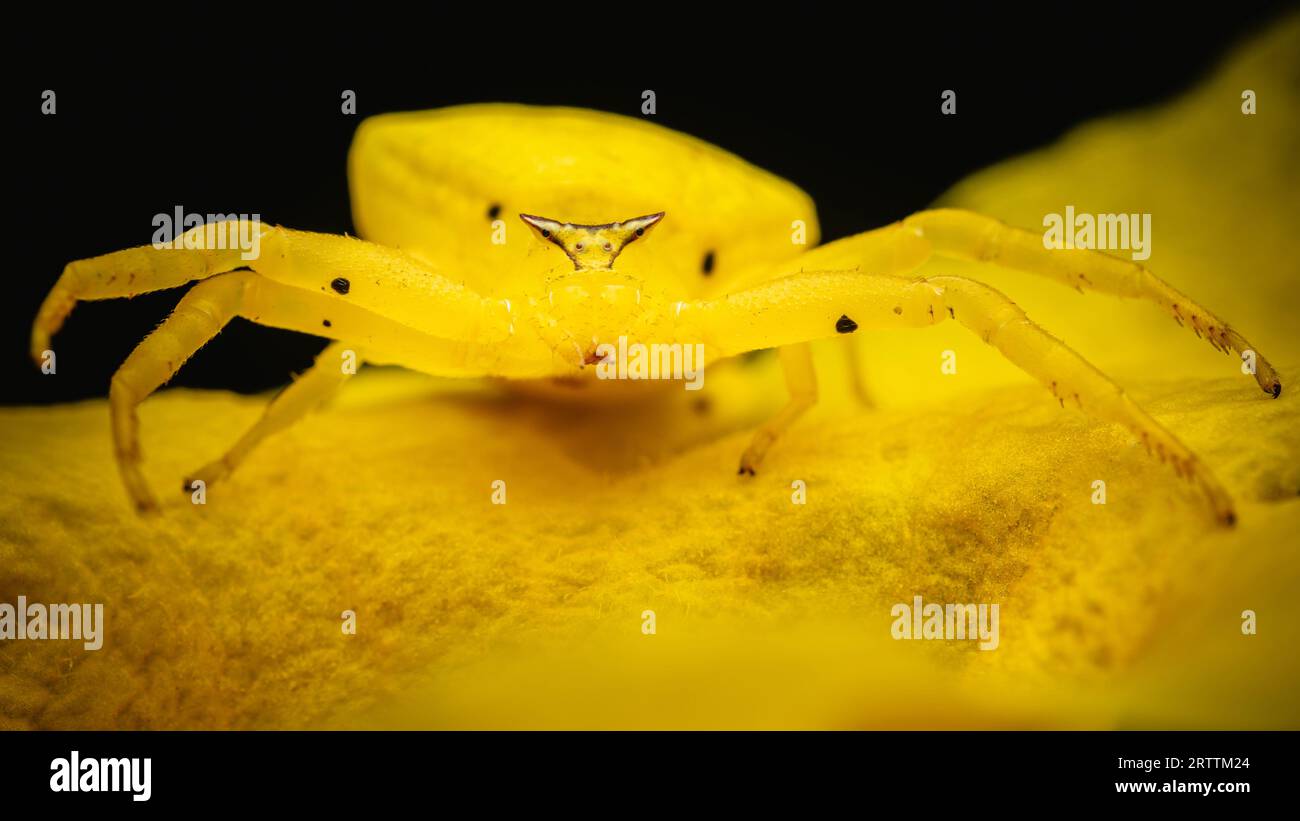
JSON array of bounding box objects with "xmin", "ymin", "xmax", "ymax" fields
[
  {"xmin": 602, "ymin": 242, "xmax": 613, "ymax": 252},
  {"xmin": 575, "ymin": 243, "xmax": 585, "ymax": 251}
]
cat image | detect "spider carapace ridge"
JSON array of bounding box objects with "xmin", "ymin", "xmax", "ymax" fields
[{"xmin": 30, "ymin": 104, "xmax": 1280, "ymax": 525}]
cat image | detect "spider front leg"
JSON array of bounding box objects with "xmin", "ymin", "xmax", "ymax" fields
[
  {"xmin": 680, "ymin": 271, "xmax": 1238, "ymax": 525},
  {"xmin": 37, "ymin": 227, "xmax": 537, "ymax": 512},
  {"xmin": 788, "ymin": 209, "xmax": 1281, "ymax": 398},
  {"xmin": 31, "ymin": 222, "xmax": 255, "ymax": 363},
  {"xmin": 36, "ymin": 221, "xmax": 515, "ymax": 357}
]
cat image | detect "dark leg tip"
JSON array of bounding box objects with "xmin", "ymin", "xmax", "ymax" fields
[
  {"xmin": 1225, "ymin": 510, "xmax": 1237, "ymax": 527},
  {"xmin": 738, "ymin": 465, "xmax": 756, "ymax": 477},
  {"xmin": 1271, "ymin": 382, "xmax": 1281, "ymax": 399}
]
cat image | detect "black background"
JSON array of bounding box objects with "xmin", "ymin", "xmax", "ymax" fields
[{"xmin": 7, "ymin": 5, "xmax": 1295, "ymax": 404}]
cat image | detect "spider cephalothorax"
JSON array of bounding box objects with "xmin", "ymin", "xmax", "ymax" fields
[
  {"xmin": 516, "ymin": 212, "xmax": 674, "ymax": 368},
  {"xmin": 32, "ymin": 104, "xmax": 1279, "ymax": 525}
]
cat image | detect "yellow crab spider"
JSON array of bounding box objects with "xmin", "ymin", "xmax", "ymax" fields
[{"xmin": 31, "ymin": 104, "xmax": 1280, "ymax": 524}]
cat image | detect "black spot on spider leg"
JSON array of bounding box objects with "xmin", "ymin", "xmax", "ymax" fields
[
  {"xmin": 835, "ymin": 314, "xmax": 858, "ymax": 334},
  {"xmin": 487, "ymin": 203, "xmax": 502, "ymax": 220},
  {"xmin": 322, "ymin": 319, "xmax": 332, "ymax": 328},
  {"xmin": 701, "ymin": 250, "xmax": 715, "ymax": 276},
  {"xmin": 330, "ymin": 277, "xmax": 351, "ymax": 295}
]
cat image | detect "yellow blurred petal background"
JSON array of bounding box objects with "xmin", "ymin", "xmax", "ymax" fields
[{"xmin": 1, "ymin": 16, "xmax": 1296, "ymax": 729}]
